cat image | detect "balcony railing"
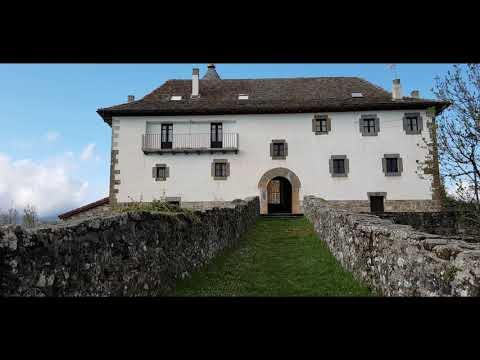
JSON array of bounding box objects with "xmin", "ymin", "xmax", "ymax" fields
[{"xmin": 142, "ymin": 133, "xmax": 239, "ymax": 154}]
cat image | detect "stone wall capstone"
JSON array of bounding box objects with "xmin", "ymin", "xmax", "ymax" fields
[
  {"xmin": 0, "ymin": 197, "xmax": 259, "ymax": 296},
  {"xmin": 303, "ymin": 196, "xmax": 480, "ymax": 296}
]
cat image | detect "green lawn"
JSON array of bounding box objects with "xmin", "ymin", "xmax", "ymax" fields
[{"xmin": 172, "ymin": 217, "xmax": 374, "ymax": 296}]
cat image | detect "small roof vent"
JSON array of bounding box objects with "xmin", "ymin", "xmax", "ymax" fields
[
  {"xmin": 170, "ymin": 95, "xmax": 182, "ymax": 101},
  {"xmin": 351, "ymin": 92, "xmax": 363, "ymax": 98},
  {"xmin": 238, "ymin": 94, "xmax": 249, "ymax": 100}
]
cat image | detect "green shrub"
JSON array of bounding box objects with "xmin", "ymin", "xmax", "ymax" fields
[{"xmin": 113, "ymin": 199, "xmax": 193, "ymax": 216}]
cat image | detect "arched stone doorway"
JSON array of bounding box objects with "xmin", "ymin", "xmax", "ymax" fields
[{"xmin": 258, "ymin": 168, "xmax": 301, "ymax": 215}]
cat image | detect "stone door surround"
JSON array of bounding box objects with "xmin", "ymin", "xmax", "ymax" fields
[{"xmin": 258, "ymin": 167, "xmax": 301, "ymax": 214}]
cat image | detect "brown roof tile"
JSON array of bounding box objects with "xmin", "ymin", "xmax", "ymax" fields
[
  {"xmin": 58, "ymin": 197, "xmax": 109, "ymax": 220},
  {"xmin": 97, "ymin": 77, "xmax": 450, "ymax": 124}
]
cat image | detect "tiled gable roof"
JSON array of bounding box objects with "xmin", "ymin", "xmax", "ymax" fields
[{"xmin": 97, "ymin": 77, "xmax": 449, "ymax": 124}]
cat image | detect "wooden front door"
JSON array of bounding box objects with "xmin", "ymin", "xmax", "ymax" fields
[{"xmin": 210, "ymin": 123, "xmax": 223, "ymax": 148}]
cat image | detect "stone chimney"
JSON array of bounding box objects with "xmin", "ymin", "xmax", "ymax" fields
[
  {"xmin": 192, "ymin": 68, "xmax": 200, "ymax": 97},
  {"xmin": 203, "ymin": 64, "xmax": 221, "ymax": 80},
  {"xmin": 410, "ymin": 90, "xmax": 420, "ymax": 99},
  {"xmin": 128, "ymin": 95, "xmax": 135, "ymax": 102},
  {"xmin": 392, "ymin": 79, "xmax": 402, "ymax": 100}
]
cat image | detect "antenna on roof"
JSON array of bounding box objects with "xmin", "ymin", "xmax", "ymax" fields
[{"xmin": 387, "ymin": 64, "xmax": 398, "ymax": 79}]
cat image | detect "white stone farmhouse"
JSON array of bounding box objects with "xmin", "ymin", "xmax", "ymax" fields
[{"xmin": 60, "ymin": 64, "xmax": 450, "ymax": 219}]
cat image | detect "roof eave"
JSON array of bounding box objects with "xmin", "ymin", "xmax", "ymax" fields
[{"xmin": 96, "ymin": 101, "xmax": 451, "ymax": 120}]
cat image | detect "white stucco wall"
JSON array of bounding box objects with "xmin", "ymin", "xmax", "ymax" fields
[{"xmin": 112, "ymin": 110, "xmax": 434, "ymax": 204}]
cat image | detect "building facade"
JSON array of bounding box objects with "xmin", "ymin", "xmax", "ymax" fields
[{"xmin": 96, "ymin": 65, "xmax": 449, "ymax": 214}]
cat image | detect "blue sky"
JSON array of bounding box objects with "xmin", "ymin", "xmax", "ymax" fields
[{"xmin": 0, "ymin": 63, "xmax": 453, "ymax": 217}]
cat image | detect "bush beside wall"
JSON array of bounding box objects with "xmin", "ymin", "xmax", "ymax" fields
[
  {"xmin": 304, "ymin": 196, "xmax": 480, "ymax": 296},
  {"xmin": 0, "ymin": 197, "xmax": 259, "ymax": 296}
]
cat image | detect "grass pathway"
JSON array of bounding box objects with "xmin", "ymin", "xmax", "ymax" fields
[{"xmin": 172, "ymin": 217, "xmax": 373, "ymax": 296}]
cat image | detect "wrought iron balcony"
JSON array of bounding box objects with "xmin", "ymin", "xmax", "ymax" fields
[{"xmin": 142, "ymin": 133, "xmax": 239, "ymax": 154}]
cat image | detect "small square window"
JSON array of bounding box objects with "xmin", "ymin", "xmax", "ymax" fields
[
  {"xmin": 383, "ymin": 154, "xmax": 403, "ymax": 176},
  {"xmin": 270, "ymin": 140, "xmax": 288, "ymax": 159},
  {"xmin": 406, "ymin": 116, "xmax": 419, "ymax": 132},
  {"xmin": 212, "ymin": 160, "xmax": 229, "ymax": 180},
  {"xmin": 403, "ymin": 113, "xmax": 423, "ymax": 134},
  {"xmin": 313, "ymin": 115, "xmax": 331, "ymax": 135},
  {"xmin": 330, "ymin": 155, "xmax": 349, "ymax": 177},
  {"xmin": 360, "ymin": 115, "xmax": 380, "ymax": 136},
  {"xmin": 153, "ymin": 164, "xmax": 169, "ymax": 181}
]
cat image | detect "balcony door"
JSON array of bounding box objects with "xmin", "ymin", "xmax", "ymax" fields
[
  {"xmin": 210, "ymin": 123, "xmax": 223, "ymax": 148},
  {"xmin": 161, "ymin": 124, "xmax": 173, "ymax": 149}
]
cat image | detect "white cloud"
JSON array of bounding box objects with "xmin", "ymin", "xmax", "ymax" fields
[
  {"xmin": 44, "ymin": 131, "xmax": 61, "ymax": 143},
  {"xmin": 80, "ymin": 143, "xmax": 96, "ymax": 161},
  {"xmin": 0, "ymin": 152, "xmax": 98, "ymax": 217}
]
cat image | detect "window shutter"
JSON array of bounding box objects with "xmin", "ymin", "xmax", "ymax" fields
[
  {"xmin": 359, "ymin": 118, "xmax": 364, "ymax": 133},
  {"xmin": 226, "ymin": 162, "xmax": 230, "ymax": 177},
  {"xmin": 403, "ymin": 115, "xmax": 409, "ymax": 133},
  {"xmin": 152, "ymin": 166, "xmax": 157, "ymax": 178},
  {"xmin": 284, "ymin": 143, "xmax": 288, "ymax": 157},
  {"xmin": 312, "ymin": 118, "xmax": 316, "ymax": 132},
  {"xmin": 418, "ymin": 116, "xmax": 424, "ymax": 132},
  {"xmin": 270, "ymin": 143, "xmax": 274, "ymax": 157},
  {"xmin": 382, "ymin": 158, "xmax": 387, "ymax": 174},
  {"xmin": 211, "ymin": 162, "xmax": 215, "ymax": 177},
  {"xmin": 329, "ymin": 159, "xmax": 333, "ymax": 175},
  {"xmin": 398, "ymin": 158, "xmax": 403, "ymax": 173},
  {"xmin": 345, "ymin": 158, "xmax": 350, "ymax": 175},
  {"xmin": 375, "ymin": 117, "xmax": 380, "ymax": 133},
  {"xmin": 326, "ymin": 117, "xmax": 332, "ymax": 132},
  {"xmin": 165, "ymin": 166, "xmax": 170, "ymax": 178}
]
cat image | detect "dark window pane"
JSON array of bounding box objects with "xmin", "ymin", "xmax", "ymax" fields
[
  {"xmin": 364, "ymin": 118, "xmax": 376, "ymax": 133},
  {"xmin": 215, "ymin": 163, "xmax": 226, "ymax": 177},
  {"xmin": 273, "ymin": 143, "xmax": 285, "ymax": 156},
  {"xmin": 333, "ymin": 159, "xmax": 345, "ymax": 174},
  {"xmin": 157, "ymin": 166, "xmax": 166, "ymax": 178},
  {"xmin": 386, "ymin": 158, "xmax": 398, "ymax": 173},
  {"xmin": 316, "ymin": 119, "xmax": 327, "ymax": 132},
  {"xmin": 407, "ymin": 116, "xmax": 418, "ymax": 131}
]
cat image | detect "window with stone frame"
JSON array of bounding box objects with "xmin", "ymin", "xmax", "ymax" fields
[
  {"xmin": 211, "ymin": 159, "xmax": 230, "ymax": 180},
  {"xmin": 152, "ymin": 164, "xmax": 169, "ymax": 181},
  {"xmin": 359, "ymin": 114, "xmax": 380, "ymax": 136},
  {"xmin": 215, "ymin": 162, "xmax": 227, "ymax": 177},
  {"xmin": 402, "ymin": 112, "xmax": 423, "ymax": 134},
  {"xmin": 333, "ymin": 159, "xmax": 345, "ymax": 174},
  {"xmin": 329, "ymin": 155, "xmax": 349, "ymax": 177},
  {"xmin": 382, "ymin": 154, "xmax": 403, "ymax": 176},
  {"xmin": 270, "ymin": 140, "xmax": 288, "ymax": 160},
  {"xmin": 312, "ymin": 115, "xmax": 331, "ymax": 135},
  {"xmin": 273, "ymin": 143, "xmax": 285, "ymax": 157}
]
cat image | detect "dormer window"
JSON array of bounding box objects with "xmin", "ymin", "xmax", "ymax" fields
[
  {"xmin": 170, "ymin": 95, "xmax": 182, "ymax": 101},
  {"xmin": 238, "ymin": 94, "xmax": 249, "ymax": 100}
]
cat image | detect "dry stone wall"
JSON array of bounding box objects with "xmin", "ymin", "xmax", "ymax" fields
[
  {"xmin": 304, "ymin": 196, "xmax": 480, "ymax": 296},
  {"xmin": 0, "ymin": 197, "xmax": 259, "ymax": 296}
]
